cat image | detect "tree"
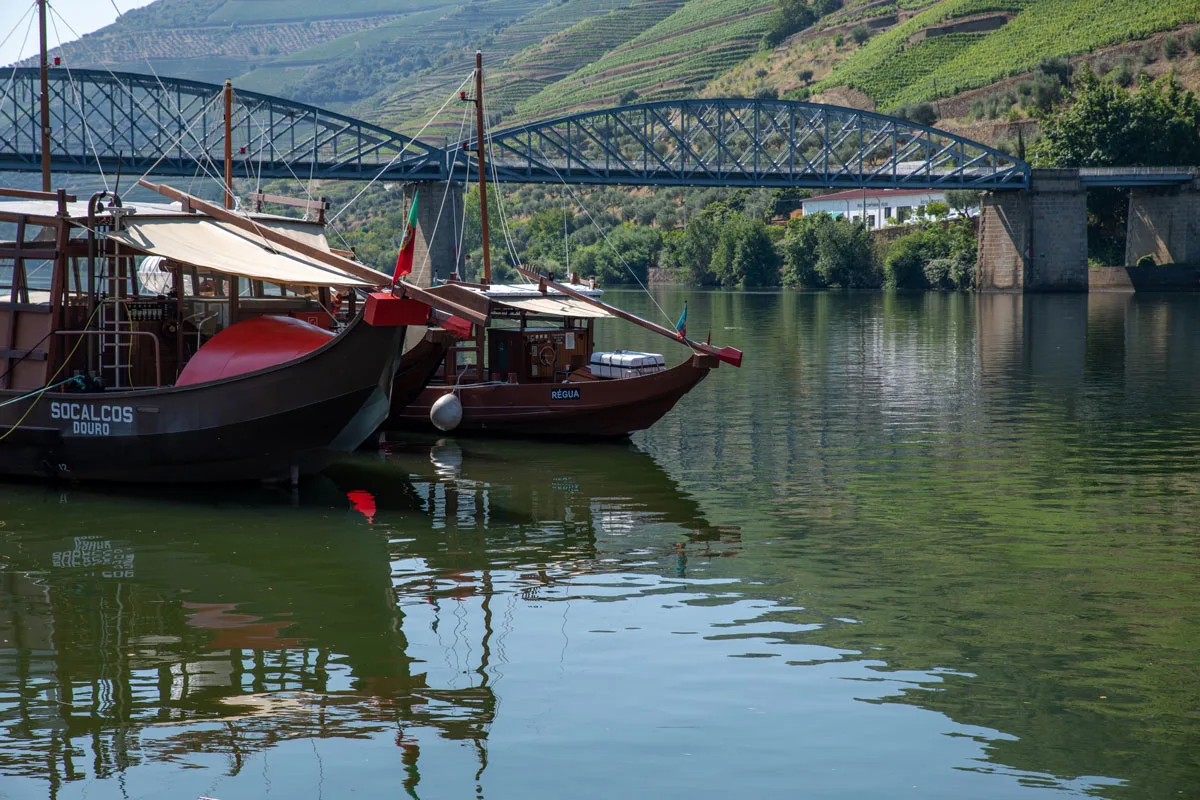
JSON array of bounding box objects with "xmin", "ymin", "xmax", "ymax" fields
[
  {"xmin": 575, "ymin": 224, "xmax": 662, "ymax": 286},
  {"xmin": 944, "ymin": 190, "xmax": 981, "ymax": 216},
  {"xmin": 882, "ymin": 220, "xmax": 976, "ymax": 290},
  {"xmin": 781, "ymin": 212, "xmax": 832, "ymax": 287},
  {"xmin": 851, "ymin": 24, "xmax": 870, "ymax": 45},
  {"xmin": 1039, "ymin": 66, "xmax": 1200, "ymax": 167},
  {"xmin": 711, "ymin": 213, "xmax": 780, "ymax": 288},
  {"xmin": 814, "ymin": 218, "xmax": 875, "ymax": 287}
]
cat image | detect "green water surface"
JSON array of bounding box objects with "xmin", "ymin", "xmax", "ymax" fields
[{"xmin": 1, "ymin": 290, "xmax": 1197, "ymax": 799}]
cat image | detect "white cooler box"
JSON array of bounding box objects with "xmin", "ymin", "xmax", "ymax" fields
[{"xmin": 589, "ymin": 350, "xmax": 666, "ymax": 379}]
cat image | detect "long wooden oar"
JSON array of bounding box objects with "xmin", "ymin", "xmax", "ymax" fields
[
  {"xmin": 139, "ymin": 180, "xmax": 488, "ymax": 326},
  {"xmin": 514, "ymin": 266, "xmax": 742, "ymax": 368}
]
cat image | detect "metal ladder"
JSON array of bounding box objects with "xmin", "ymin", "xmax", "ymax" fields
[{"xmin": 96, "ymin": 247, "xmax": 138, "ymax": 389}]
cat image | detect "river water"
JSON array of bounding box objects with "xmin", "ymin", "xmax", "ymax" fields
[{"xmin": 1, "ymin": 290, "xmax": 1198, "ymax": 799}]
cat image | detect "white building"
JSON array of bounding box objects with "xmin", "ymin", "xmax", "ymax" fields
[{"xmin": 799, "ymin": 189, "xmax": 955, "ymax": 229}]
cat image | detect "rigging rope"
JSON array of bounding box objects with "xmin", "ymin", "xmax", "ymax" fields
[
  {"xmin": 328, "ymin": 73, "xmax": 475, "ymax": 224},
  {"xmin": 411, "ymin": 96, "xmax": 473, "ymax": 286},
  {"xmin": 46, "ymin": 10, "xmax": 110, "ymax": 191},
  {"xmin": 533, "ymin": 139, "xmax": 675, "ymax": 325}
]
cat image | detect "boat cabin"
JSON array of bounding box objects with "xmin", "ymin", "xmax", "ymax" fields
[
  {"xmin": 0, "ymin": 187, "xmax": 375, "ymax": 393},
  {"xmin": 417, "ymin": 280, "xmax": 666, "ymax": 387}
]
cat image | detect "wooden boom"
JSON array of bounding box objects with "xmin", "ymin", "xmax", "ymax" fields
[
  {"xmin": 139, "ymin": 181, "xmax": 487, "ymax": 326},
  {"xmin": 514, "ymin": 265, "xmax": 742, "ymax": 368}
]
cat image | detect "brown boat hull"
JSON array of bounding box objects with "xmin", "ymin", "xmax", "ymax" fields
[
  {"xmin": 389, "ymin": 356, "xmax": 713, "ymax": 438},
  {"xmin": 391, "ymin": 329, "xmax": 453, "ymax": 413},
  {"xmin": 0, "ymin": 315, "xmax": 406, "ymax": 484}
]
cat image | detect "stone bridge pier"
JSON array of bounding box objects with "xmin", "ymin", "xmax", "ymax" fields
[
  {"xmin": 977, "ymin": 169, "xmax": 1088, "ymax": 292},
  {"xmin": 1125, "ymin": 177, "xmax": 1200, "ymax": 266},
  {"xmin": 403, "ymin": 181, "xmax": 465, "ymax": 288}
]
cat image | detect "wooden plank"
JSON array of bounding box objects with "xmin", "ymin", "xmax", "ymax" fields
[
  {"xmin": 0, "ymin": 348, "xmax": 47, "ymax": 361},
  {"xmin": 0, "ymin": 187, "xmax": 77, "ymax": 202},
  {"xmin": 249, "ymin": 192, "xmax": 329, "ymax": 212}
]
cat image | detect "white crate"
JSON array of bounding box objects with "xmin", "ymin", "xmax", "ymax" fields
[{"xmin": 589, "ymin": 350, "xmax": 666, "ymax": 379}]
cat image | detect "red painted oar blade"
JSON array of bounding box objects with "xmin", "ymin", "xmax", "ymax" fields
[{"xmin": 712, "ymin": 346, "xmax": 742, "ymax": 368}]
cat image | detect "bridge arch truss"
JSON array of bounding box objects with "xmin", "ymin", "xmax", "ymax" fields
[
  {"xmin": 0, "ymin": 68, "xmax": 444, "ymax": 183},
  {"xmin": 462, "ymin": 99, "xmax": 1029, "ymax": 190}
]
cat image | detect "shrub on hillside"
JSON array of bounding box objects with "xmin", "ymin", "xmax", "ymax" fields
[
  {"xmin": 852, "ymin": 24, "xmax": 870, "ymax": 45},
  {"xmin": 1108, "ymin": 57, "xmax": 1134, "ymax": 88},
  {"xmin": 1163, "ymin": 34, "xmax": 1182, "ymax": 60},
  {"xmin": 894, "ymin": 102, "xmax": 938, "ymax": 126},
  {"xmin": 761, "ymin": 0, "xmax": 842, "ymax": 49},
  {"xmin": 1189, "ymin": 30, "xmax": 1200, "ymax": 55}
]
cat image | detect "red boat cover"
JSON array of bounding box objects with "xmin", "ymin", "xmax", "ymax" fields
[{"xmin": 176, "ymin": 314, "xmax": 335, "ymax": 386}]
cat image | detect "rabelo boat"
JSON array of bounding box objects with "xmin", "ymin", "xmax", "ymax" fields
[
  {"xmin": 389, "ymin": 53, "xmax": 741, "ymax": 439},
  {"xmin": 0, "ymin": 182, "xmax": 475, "ymax": 483}
]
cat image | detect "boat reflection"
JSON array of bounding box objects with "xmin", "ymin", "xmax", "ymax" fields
[{"xmin": 0, "ymin": 441, "xmax": 737, "ymax": 796}]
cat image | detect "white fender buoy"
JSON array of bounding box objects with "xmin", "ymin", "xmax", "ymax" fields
[{"xmin": 430, "ymin": 393, "xmax": 463, "ymax": 432}]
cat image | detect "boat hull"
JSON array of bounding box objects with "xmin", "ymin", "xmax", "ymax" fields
[
  {"xmin": 0, "ymin": 315, "xmax": 405, "ymax": 483},
  {"xmin": 391, "ymin": 329, "xmax": 453, "ymax": 414},
  {"xmin": 389, "ymin": 355, "xmax": 713, "ymax": 438}
]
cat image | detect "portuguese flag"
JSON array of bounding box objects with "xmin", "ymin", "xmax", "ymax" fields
[{"xmin": 393, "ymin": 193, "xmax": 418, "ymax": 282}]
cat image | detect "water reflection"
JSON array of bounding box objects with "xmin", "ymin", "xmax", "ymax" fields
[
  {"xmin": 0, "ymin": 443, "xmax": 748, "ymax": 799},
  {"xmin": 2, "ymin": 291, "xmax": 1198, "ymax": 799}
]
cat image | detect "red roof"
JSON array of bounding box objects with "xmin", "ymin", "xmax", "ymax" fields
[{"xmin": 804, "ymin": 188, "xmax": 937, "ymax": 203}]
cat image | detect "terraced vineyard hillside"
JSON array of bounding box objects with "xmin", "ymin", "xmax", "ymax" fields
[
  {"xmin": 492, "ymin": 0, "xmax": 688, "ymax": 114},
  {"xmin": 515, "ymin": 0, "xmax": 776, "ymax": 118},
  {"xmin": 364, "ymin": 0, "xmax": 656, "ymax": 136},
  {"xmin": 802, "ymin": 0, "xmax": 1200, "ymax": 110},
  {"xmin": 25, "ymin": 0, "xmax": 447, "ymax": 86}
]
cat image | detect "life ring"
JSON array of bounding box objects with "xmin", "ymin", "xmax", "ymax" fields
[{"xmin": 537, "ymin": 343, "xmax": 555, "ymax": 367}]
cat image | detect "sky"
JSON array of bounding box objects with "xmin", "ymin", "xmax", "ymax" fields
[{"xmin": 0, "ymin": 0, "xmax": 157, "ymax": 67}]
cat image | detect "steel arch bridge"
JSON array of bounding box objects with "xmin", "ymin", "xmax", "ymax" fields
[
  {"xmin": 0, "ymin": 68, "xmax": 1030, "ymax": 189},
  {"xmin": 0, "ymin": 68, "xmax": 445, "ymax": 182}
]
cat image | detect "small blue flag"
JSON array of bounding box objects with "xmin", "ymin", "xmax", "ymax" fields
[{"xmin": 674, "ymin": 302, "xmax": 687, "ymax": 338}]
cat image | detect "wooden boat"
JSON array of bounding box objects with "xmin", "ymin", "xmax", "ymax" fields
[
  {"xmin": 389, "ymin": 279, "xmax": 737, "ymax": 437},
  {"xmin": 0, "ymin": 184, "xmax": 474, "ymax": 483},
  {"xmin": 388, "ymin": 53, "xmax": 742, "ymax": 439}
]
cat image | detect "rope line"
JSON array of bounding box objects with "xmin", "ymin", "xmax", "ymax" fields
[
  {"xmin": 328, "ymin": 73, "xmax": 474, "ymax": 224},
  {"xmin": 46, "ymin": 11, "xmax": 110, "ymax": 191},
  {"xmin": 533, "ymin": 139, "xmax": 674, "ymax": 325},
  {"xmin": 0, "ymin": 301, "xmax": 103, "ymax": 443}
]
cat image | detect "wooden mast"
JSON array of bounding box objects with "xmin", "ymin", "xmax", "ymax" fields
[
  {"xmin": 474, "ymin": 51, "xmax": 491, "ymax": 286},
  {"xmin": 223, "ymin": 80, "xmax": 234, "ymax": 210},
  {"xmin": 223, "ymin": 80, "xmax": 239, "ymax": 321},
  {"xmin": 37, "ymin": 0, "xmax": 51, "ymax": 191}
]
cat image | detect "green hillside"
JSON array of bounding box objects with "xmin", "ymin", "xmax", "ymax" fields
[
  {"xmin": 516, "ymin": 0, "xmax": 775, "ymax": 117},
  {"xmin": 814, "ymin": 0, "xmax": 1200, "ymax": 109}
]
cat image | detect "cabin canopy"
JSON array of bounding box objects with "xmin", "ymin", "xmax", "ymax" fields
[{"xmin": 106, "ymin": 217, "xmax": 373, "ymax": 287}]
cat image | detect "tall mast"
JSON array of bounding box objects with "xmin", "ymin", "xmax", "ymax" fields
[
  {"xmin": 223, "ymin": 80, "xmax": 234, "ymax": 209},
  {"xmin": 38, "ymin": 0, "xmax": 51, "ymax": 191},
  {"xmin": 474, "ymin": 51, "xmax": 491, "ymax": 285}
]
